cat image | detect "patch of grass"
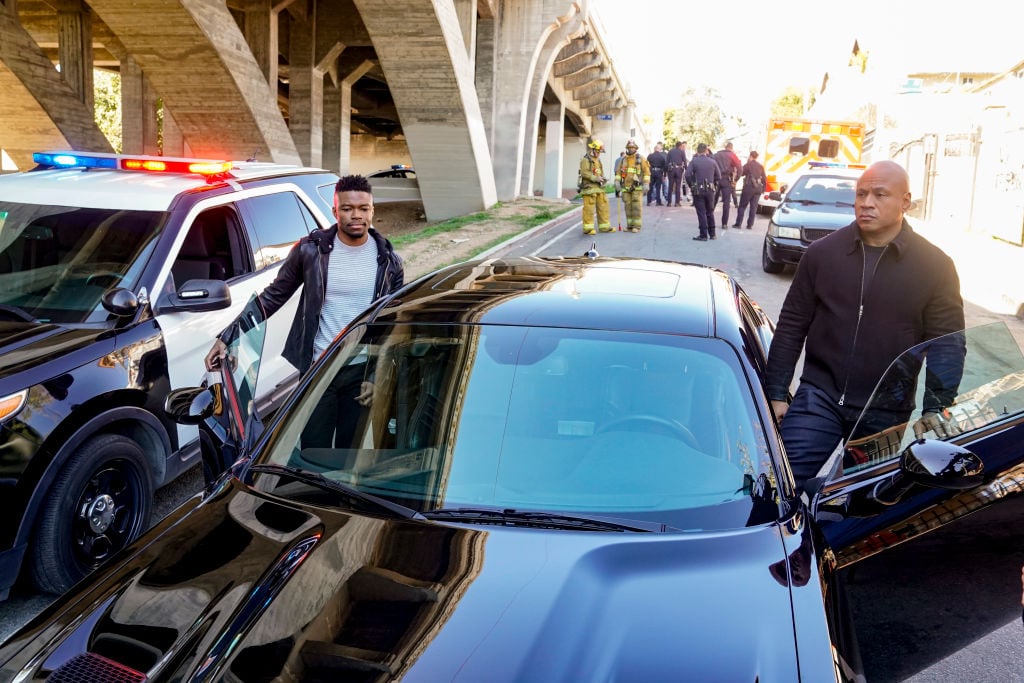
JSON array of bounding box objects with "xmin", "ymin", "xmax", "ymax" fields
[
  {"xmin": 390, "ymin": 203, "xmax": 573, "ymax": 248},
  {"xmin": 390, "ymin": 211, "xmax": 490, "ymax": 247}
]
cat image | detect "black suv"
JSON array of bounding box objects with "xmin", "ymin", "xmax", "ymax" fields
[{"xmin": 0, "ymin": 151, "xmax": 339, "ymax": 597}]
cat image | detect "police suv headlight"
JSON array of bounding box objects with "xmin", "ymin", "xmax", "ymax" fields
[{"xmin": 769, "ymin": 223, "xmax": 801, "ymax": 239}]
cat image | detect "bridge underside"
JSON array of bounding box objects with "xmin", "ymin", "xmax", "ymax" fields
[{"xmin": 1, "ymin": 0, "xmax": 635, "ymax": 220}]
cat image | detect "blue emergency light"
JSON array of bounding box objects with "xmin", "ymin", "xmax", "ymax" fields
[{"xmin": 33, "ymin": 152, "xmax": 118, "ymax": 169}]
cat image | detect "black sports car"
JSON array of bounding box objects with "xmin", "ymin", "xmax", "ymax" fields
[{"xmin": 2, "ymin": 255, "xmax": 1022, "ymax": 682}]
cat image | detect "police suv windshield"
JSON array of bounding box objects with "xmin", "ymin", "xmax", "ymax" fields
[{"xmin": 0, "ymin": 202, "xmax": 164, "ymax": 324}]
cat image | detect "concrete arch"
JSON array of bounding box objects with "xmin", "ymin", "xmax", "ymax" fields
[
  {"xmin": 86, "ymin": 0, "xmax": 300, "ymax": 164},
  {"xmin": 518, "ymin": 6, "xmax": 586, "ymax": 195},
  {"xmin": 351, "ymin": 0, "xmax": 497, "ymax": 220},
  {"xmin": 0, "ymin": 7, "xmax": 112, "ymax": 168}
]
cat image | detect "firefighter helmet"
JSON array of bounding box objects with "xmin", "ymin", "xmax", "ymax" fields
[
  {"xmin": 625, "ymin": 139, "xmax": 638, "ymax": 151},
  {"xmin": 588, "ymin": 139, "xmax": 604, "ymax": 151}
]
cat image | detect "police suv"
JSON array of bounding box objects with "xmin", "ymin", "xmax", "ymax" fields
[{"xmin": 0, "ymin": 151, "xmax": 339, "ymax": 598}]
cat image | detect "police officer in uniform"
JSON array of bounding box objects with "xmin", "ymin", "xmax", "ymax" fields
[
  {"xmin": 713, "ymin": 141, "xmax": 743, "ymax": 229},
  {"xmin": 685, "ymin": 142, "xmax": 721, "ymax": 240},
  {"xmin": 667, "ymin": 140, "xmax": 689, "ymax": 206},
  {"xmin": 646, "ymin": 142, "xmax": 668, "ymax": 206},
  {"xmin": 616, "ymin": 139, "xmax": 651, "ymax": 232},
  {"xmin": 733, "ymin": 150, "xmax": 766, "ymax": 229},
  {"xmin": 579, "ymin": 139, "xmax": 611, "ymax": 235}
]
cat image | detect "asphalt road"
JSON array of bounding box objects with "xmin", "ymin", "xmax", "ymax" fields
[{"xmin": 2, "ymin": 199, "xmax": 1023, "ymax": 681}]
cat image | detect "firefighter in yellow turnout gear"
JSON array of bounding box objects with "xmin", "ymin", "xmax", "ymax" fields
[
  {"xmin": 579, "ymin": 139, "xmax": 611, "ymax": 234},
  {"xmin": 616, "ymin": 140, "xmax": 651, "ymax": 232}
]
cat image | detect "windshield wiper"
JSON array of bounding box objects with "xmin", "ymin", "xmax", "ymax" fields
[
  {"xmin": 0, "ymin": 304, "xmax": 36, "ymax": 323},
  {"xmin": 247, "ymin": 464, "xmax": 425, "ymax": 520},
  {"xmin": 422, "ymin": 507, "xmax": 675, "ymax": 532},
  {"xmin": 835, "ymin": 201, "xmax": 855, "ymax": 207},
  {"xmin": 785, "ymin": 198, "xmax": 823, "ymax": 205}
]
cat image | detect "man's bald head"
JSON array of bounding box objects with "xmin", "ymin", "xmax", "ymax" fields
[{"xmin": 855, "ymin": 160, "xmax": 912, "ymax": 245}]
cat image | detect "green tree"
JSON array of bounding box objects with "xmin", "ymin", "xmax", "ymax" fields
[
  {"xmin": 770, "ymin": 86, "xmax": 813, "ymax": 118},
  {"xmin": 94, "ymin": 69, "xmax": 122, "ymax": 152},
  {"xmin": 662, "ymin": 87, "xmax": 725, "ymax": 149}
]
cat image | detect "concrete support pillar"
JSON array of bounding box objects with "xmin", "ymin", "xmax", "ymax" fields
[
  {"xmin": 330, "ymin": 59, "xmax": 374, "ymax": 174},
  {"xmin": 322, "ymin": 79, "xmax": 342, "ymax": 173},
  {"xmin": 288, "ymin": 14, "xmax": 323, "ymax": 166},
  {"xmin": 162, "ymin": 106, "xmax": 185, "ymax": 157},
  {"xmin": 57, "ymin": 0, "xmax": 93, "ymax": 109},
  {"xmin": 542, "ymin": 101, "xmax": 564, "ymax": 199},
  {"xmin": 474, "ymin": 15, "xmax": 495, "ymax": 145},
  {"xmin": 244, "ymin": 0, "xmax": 278, "ymax": 90},
  {"xmin": 120, "ymin": 57, "xmax": 145, "ymax": 154},
  {"xmin": 453, "ymin": 0, "xmax": 477, "ymax": 72}
]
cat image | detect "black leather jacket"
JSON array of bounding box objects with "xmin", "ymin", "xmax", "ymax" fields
[
  {"xmin": 257, "ymin": 224, "xmax": 404, "ymax": 372},
  {"xmin": 765, "ymin": 220, "xmax": 965, "ymax": 412}
]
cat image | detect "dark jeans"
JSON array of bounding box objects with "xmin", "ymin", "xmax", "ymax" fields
[
  {"xmin": 734, "ymin": 189, "xmax": 759, "ymax": 227},
  {"xmin": 718, "ymin": 182, "xmax": 737, "ymax": 226},
  {"xmin": 693, "ymin": 191, "xmax": 716, "ymax": 237},
  {"xmin": 301, "ymin": 361, "xmax": 369, "ymax": 448},
  {"xmin": 668, "ymin": 169, "xmax": 685, "ymax": 204},
  {"xmin": 648, "ymin": 173, "xmax": 665, "ymax": 204},
  {"xmin": 781, "ymin": 383, "xmax": 911, "ymax": 490}
]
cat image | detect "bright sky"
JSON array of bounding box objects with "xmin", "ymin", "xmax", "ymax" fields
[{"xmin": 592, "ymin": 0, "xmax": 1022, "ymax": 125}]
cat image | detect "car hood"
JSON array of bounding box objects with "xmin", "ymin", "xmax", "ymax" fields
[
  {"xmin": 1, "ymin": 482, "xmax": 811, "ymax": 682},
  {"xmin": 773, "ymin": 203, "xmax": 853, "ymax": 230},
  {"xmin": 0, "ymin": 321, "xmax": 112, "ymax": 384}
]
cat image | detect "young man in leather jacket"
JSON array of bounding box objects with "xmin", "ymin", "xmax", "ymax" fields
[{"xmin": 206, "ymin": 174, "xmax": 404, "ymax": 446}]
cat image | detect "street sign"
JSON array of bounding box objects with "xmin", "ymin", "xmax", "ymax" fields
[{"xmin": 597, "ymin": 114, "xmax": 613, "ymax": 120}]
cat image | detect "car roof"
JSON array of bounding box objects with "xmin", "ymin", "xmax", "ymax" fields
[
  {"xmin": 0, "ymin": 159, "xmax": 331, "ymax": 211},
  {"xmin": 374, "ymin": 256, "xmax": 736, "ymax": 339}
]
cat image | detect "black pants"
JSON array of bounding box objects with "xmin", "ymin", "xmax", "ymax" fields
[
  {"xmin": 301, "ymin": 362, "xmax": 369, "ymax": 448},
  {"xmin": 718, "ymin": 182, "xmax": 737, "ymax": 226},
  {"xmin": 693, "ymin": 191, "xmax": 716, "ymax": 237},
  {"xmin": 668, "ymin": 169, "xmax": 685, "ymax": 204},
  {"xmin": 647, "ymin": 173, "xmax": 665, "ymax": 205}
]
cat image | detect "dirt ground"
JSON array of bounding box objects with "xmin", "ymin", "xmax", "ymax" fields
[{"xmin": 372, "ymin": 198, "xmax": 577, "ymax": 280}]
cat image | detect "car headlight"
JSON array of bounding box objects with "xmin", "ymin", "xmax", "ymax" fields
[
  {"xmin": 768, "ymin": 223, "xmax": 801, "ymax": 239},
  {"xmin": 0, "ymin": 390, "xmax": 27, "ymax": 423}
]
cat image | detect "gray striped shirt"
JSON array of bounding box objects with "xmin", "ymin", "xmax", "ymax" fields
[{"xmin": 312, "ymin": 234, "xmax": 378, "ymax": 358}]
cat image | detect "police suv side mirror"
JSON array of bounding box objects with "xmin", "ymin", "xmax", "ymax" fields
[
  {"xmin": 157, "ymin": 278, "xmax": 231, "ymax": 313},
  {"xmin": 165, "ymin": 386, "xmax": 216, "ymax": 425}
]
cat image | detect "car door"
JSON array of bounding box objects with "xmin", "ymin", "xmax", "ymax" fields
[
  {"xmin": 811, "ymin": 321, "xmax": 1024, "ymax": 568},
  {"xmin": 214, "ymin": 293, "xmax": 270, "ymax": 461}
]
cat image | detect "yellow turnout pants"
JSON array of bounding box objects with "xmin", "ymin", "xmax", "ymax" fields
[{"xmin": 582, "ymin": 192, "xmax": 611, "ymax": 233}]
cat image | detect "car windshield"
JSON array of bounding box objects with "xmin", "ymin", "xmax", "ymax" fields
[
  {"xmin": 835, "ymin": 322, "xmax": 1024, "ymax": 477},
  {"xmin": 0, "ymin": 201, "xmax": 164, "ymax": 324},
  {"xmin": 785, "ymin": 175, "xmax": 857, "ymax": 205},
  {"xmin": 251, "ymin": 322, "xmax": 778, "ymax": 531}
]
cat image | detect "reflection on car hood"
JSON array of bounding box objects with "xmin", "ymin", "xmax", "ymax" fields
[
  {"xmin": 0, "ymin": 322, "xmax": 112, "ymax": 383},
  {"xmin": 773, "ymin": 203, "xmax": 854, "ymax": 230},
  {"xmin": 1, "ymin": 482, "xmax": 806, "ymax": 681}
]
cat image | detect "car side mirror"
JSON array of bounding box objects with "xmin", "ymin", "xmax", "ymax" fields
[
  {"xmin": 157, "ymin": 278, "xmax": 231, "ymax": 313},
  {"xmin": 165, "ymin": 386, "xmax": 217, "ymax": 425},
  {"xmin": 870, "ymin": 438, "xmax": 984, "ymax": 506},
  {"xmin": 101, "ymin": 288, "xmax": 140, "ymax": 317}
]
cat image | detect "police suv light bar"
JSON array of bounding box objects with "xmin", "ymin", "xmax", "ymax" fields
[
  {"xmin": 807, "ymin": 161, "xmax": 867, "ymax": 170},
  {"xmin": 33, "ymin": 151, "xmax": 233, "ymax": 178}
]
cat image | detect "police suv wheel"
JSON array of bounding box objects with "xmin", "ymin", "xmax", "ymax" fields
[{"xmin": 31, "ymin": 434, "xmax": 153, "ymax": 594}]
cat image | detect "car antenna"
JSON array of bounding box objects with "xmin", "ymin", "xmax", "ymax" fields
[
  {"xmin": 584, "ymin": 241, "xmax": 599, "ymax": 259},
  {"xmin": 246, "ymin": 151, "xmax": 258, "ymax": 162}
]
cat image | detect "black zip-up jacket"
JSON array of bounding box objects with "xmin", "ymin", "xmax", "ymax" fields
[
  {"xmin": 257, "ymin": 224, "xmax": 404, "ymax": 372},
  {"xmin": 765, "ymin": 219, "xmax": 965, "ymax": 413}
]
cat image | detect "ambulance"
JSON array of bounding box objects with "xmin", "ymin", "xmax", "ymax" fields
[{"xmin": 757, "ymin": 117, "xmax": 866, "ymax": 213}]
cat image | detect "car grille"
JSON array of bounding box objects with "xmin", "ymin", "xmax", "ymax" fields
[
  {"xmin": 803, "ymin": 228, "xmax": 834, "ymax": 242},
  {"xmin": 48, "ymin": 652, "xmax": 147, "ymax": 683}
]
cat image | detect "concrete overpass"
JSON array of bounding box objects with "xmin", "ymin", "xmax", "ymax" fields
[{"xmin": 0, "ymin": 0, "xmax": 645, "ymax": 220}]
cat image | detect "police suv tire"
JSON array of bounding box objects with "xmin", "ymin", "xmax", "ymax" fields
[
  {"xmin": 31, "ymin": 434, "xmax": 153, "ymax": 594},
  {"xmin": 761, "ymin": 240, "xmax": 785, "ymax": 274}
]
